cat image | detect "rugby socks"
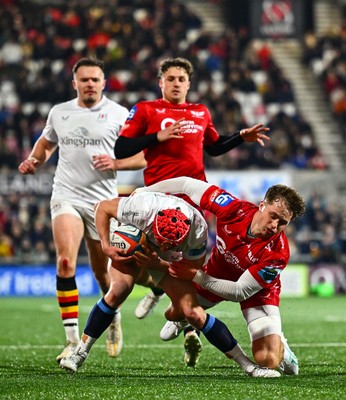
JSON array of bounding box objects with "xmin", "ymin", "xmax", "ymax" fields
[
  {"xmin": 84, "ymin": 297, "xmax": 116, "ymax": 339},
  {"xmin": 151, "ymin": 287, "xmax": 165, "ymax": 297},
  {"xmin": 200, "ymin": 313, "xmax": 258, "ymax": 373},
  {"xmin": 200, "ymin": 314, "xmax": 238, "ymax": 352},
  {"xmin": 56, "ymin": 275, "xmax": 79, "ymax": 343}
]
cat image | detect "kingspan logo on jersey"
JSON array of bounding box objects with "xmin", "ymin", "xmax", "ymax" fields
[
  {"xmin": 60, "ymin": 127, "xmax": 101, "ymax": 147},
  {"xmin": 213, "ymin": 193, "xmax": 234, "ymax": 207}
]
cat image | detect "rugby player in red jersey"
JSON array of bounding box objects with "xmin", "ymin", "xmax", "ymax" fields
[
  {"xmin": 134, "ymin": 176, "xmax": 305, "ymax": 375},
  {"xmin": 114, "ymin": 57, "xmax": 270, "ymax": 322}
]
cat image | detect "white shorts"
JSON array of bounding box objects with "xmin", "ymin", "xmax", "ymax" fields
[
  {"xmin": 50, "ymin": 200, "xmax": 118, "ymax": 241},
  {"xmin": 196, "ymin": 294, "xmax": 282, "ymax": 342}
]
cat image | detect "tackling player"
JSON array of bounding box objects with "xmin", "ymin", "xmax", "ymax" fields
[
  {"xmin": 60, "ymin": 191, "xmax": 280, "ymax": 377},
  {"xmin": 133, "ymin": 176, "xmax": 305, "ymax": 375}
]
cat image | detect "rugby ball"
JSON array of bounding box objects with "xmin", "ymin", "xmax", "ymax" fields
[{"xmin": 110, "ymin": 224, "xmax": 147, "ymax": 256}]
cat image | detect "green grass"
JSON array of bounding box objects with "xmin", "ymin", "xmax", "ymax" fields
[{"xmin": 0, "ymin": 289, "xmax": 345, "ymax": 400}]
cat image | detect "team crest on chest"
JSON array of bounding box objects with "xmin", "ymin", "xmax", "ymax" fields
[
  {"xmin": 97, "ymin": 113, "xmax": 108, "ymax": 122},
  {"xmin": 190, "ymin": 111, "xmax": 205, "ymax": 118}
]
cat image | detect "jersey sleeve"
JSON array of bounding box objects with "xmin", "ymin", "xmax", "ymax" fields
[
  {"xmin": 202, "ymin": 106, "xmax": 219, "ymax": 146},
  {"xmin": 118, "ymin": 104, "xmax": 130, "ymax": 127},
  {"xmin": 118, "ymin": 102, "xmax": 148, "ymax": 138},
  {"xmin": 247, "ymin": 253, "xmax": 287, "ymax": 289},
  {"xmin": 41, "ymin": 107, "xmax": 58, "ymax": 143},
  {"xmin": 199, "ymin": 185, "xmax": 239, "ymax": 218}
]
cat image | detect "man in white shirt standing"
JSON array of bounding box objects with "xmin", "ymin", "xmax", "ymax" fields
[{"xmin": 18, "ymin": 57, "xmax": 145, "ymax": 363}]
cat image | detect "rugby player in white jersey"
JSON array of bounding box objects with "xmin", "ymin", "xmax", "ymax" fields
[
  {"xmin": 18, "ymin": 57, "xmax": 146, "ymax": 363},
  {"xmin": 60, "ymin": 190, "xmax": 280, "ymax": 378}
]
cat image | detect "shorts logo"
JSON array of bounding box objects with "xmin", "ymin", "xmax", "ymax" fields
[
  {"xmin": 258, "ymin": 266, "xmax": 280, "ymax": 283},
  {"xmin": 214, "ymin": 194, "xmax": 234, "ymax": 206}
]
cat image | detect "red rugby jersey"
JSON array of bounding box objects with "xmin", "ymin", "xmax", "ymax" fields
[
  {"xmin": 119, "ymin": 99, "xmax": 219, "ymax": 185},
  {"xmin": 195, "ymin": 185, "xmax": 290, "ymax": 309}
]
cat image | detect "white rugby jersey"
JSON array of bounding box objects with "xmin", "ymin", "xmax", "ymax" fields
[
  {"xmin": 116, "ymin": 192, "xmax": 208, "ymax": 261},
  {"xmin": 42, "ymin": 96, "xmax": 128, "ymax": 206}
]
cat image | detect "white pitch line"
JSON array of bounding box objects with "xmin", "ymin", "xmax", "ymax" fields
[
  {"xmin": 324, "ymin": 316, "xmax": 346, "ymax": 322},
  {"xmin": 1, "ymin": 343, "xmax": 346, "ymax": 350}
]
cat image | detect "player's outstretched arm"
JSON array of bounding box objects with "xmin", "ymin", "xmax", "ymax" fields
[
  {"xmin": 133, "ymin": 176, "xmax": 210, "ymax": 206},
  {"xmin": 192, "ymin": 269, "xmax": 262, "ymax": 302},
  {"xmin": 205, "ymin": 123, "xmax": 270, "ymax": 157}
]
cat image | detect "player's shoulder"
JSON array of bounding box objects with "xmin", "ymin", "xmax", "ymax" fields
[
  {"xmin": 126, "ymin": 99, "xmax": 163, "ymax": 119},
  {"xmin": 102, "ymin": 96, "xmax": 128, "ymax": 112},
  {"xmin": 262, "ymin": 232, "xmax": 290, "ymax": 262},
  {"xmin": 277, "ymin": 231, "xmax": 290, "ymax": 252},
  {"xmin": 186, "ymin": 102, "xmax": 209, "ymax": 111},
  {"xmin": 134, "ymin": 99, "xmax": 162, "ymax": 109},
  {"xmin": 51, "ymin": 98, "xmax": 78, "ymax": 112}
]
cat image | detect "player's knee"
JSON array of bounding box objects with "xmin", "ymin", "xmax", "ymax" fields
[
  {"xmin": 57, "ymin": 255, "xmax": 76, "ymax": 276},
  {"xmin": 165, "ymin": 306, "xmax": 184, "ymax": 321},
  {"xmin": 183, "ymin": 307, "xmax": 205, "ymax": 329}
]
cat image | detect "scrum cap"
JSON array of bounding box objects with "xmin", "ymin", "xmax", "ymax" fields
[{"xmin": 152, "ymin": 208, "xmax": 191, "ymax": 246}]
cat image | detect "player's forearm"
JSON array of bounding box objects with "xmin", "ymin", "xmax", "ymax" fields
[
  {"xmin": 138, "ymin": 177, "xmax": 210, "ymax": 206},
  {"xmin": 192, "ymin": 269, "xmax": 262, "ymax": 302},
  {"xmin": 114, "ymin": 135, "xmax": 158, "ymax": 158},
  {"xmin": 27, "ymin": 136, "xmax": 57, "ymax": 167},
  {"xmin": 204, "ymin": 132, "xmax": 243, "ymax": 156},
  {"xmin": 113, "ymin": 152, "xmax": 146, "ymax": 170},
  {"xmin": 28, "ymin": 140, "xmax": 54, "ymax": 166},
  {"xmin": 94, "ymin": 202, "xmax": 113, "ymax": 246}
]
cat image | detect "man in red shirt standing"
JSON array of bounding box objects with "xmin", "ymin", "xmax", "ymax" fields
[
  {"xmin": 114, "ymin": 57, "xmax": 270, "ymax": 324},
  {"xmin": 133, "ymin": 176, "xmax": 305, "ymax": 375}
]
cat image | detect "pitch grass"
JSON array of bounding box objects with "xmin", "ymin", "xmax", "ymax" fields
[{"xmin": 0, "ymin": 288, "xmax": 345, "ymax": 400}]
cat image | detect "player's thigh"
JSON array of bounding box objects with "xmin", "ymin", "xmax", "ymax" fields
[
  {"xmin": 242, "ymin": 305, "xmax": 282, "ymax": 341},
  {"xmin": 52, "ymin": 213, "xmax": 84, "ymax": 262},
  {"xmin": 85, "ymin": 237, "xmax": 108, "ymax": 274},
  {"xmin": 243, "ymin": 305, "xmax": 283, "ymax": 363},
  {"xmin": 105, "ymin": 260, "xmax": 139, "ymax": 306},
  {"xmin": 160, "ymin": 275, "xmax": 199, "ymax": 317}
]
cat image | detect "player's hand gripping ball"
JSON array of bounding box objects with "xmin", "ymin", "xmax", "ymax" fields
[{"xmin": 111, "ymin": 224, "xmax": 147, "ymax": 256}]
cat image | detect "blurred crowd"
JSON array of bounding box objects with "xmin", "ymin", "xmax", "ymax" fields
[
  {"xmin": 302, "ymin": 23, "xmax": 346, "ymax": 141},
  {"xmin": 0, "ymin": 0, "xmax": 345, "ymax": 264}
]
